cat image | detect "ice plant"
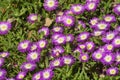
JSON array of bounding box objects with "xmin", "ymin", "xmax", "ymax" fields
[
  {"xmin": 85, "ymin": 41, "xmax": 95, "ymax": 52},
  {"xmin": 0, "ymin": 21, "xmax": 12, "ymax": 35},
  {"xmin": 92, "ymin": 30, "xmax": 104, "ymax": 36},
  {"xmin": 63, "ymin": 15, "xmax": 75, "ymax": 27},
  {"xmin": 32, "ymin": 71, "xmax": 42, "ymax": 80},
  {"xmin": 103, "ymin": 14, "xmax": 116, "ymax": 23},
  {"xmin": 78, "ymin": 44, "xmax": 86, "ymax": 50},
  {"xmin": 103, "ymin": 44, "xmax": 114, "ymax": 52},
  {"xmin": 79, "ymin": 53, "xmax": 89, "ymax": 62},
  {"xmin": 92, "ymin": 50, "xmax": 104, "ymax": 61},
  {"xmin": 0, "ymin": 58, "xmax": 4, "ymax": 67},
  {"xmin": 18, "ymin": 40, "xmax": 31, "ymax": 53},
  {"xmin": 42, "ymin": 68, "xmax": 54, "ymax": 80},
  {"xmin": 0, "ymin": 52, "xmax": 9, "ymax": 58},
  {"xmin": 66, "ymin": 34, "xmax": 74, "ymax": 42},
  {"xmin": 0, "ymin": 69, "xmax": 7, "ymax": 79},
  {"xmin": 26, "ymin": 51, "xmax": 40, "ymax": 63},
  {"xmin": 43, "ymin": 0, "xmax": 59, "ymax": 11},
  {"xmin": 77, "ymin": 32, "xmax": 90, "ymax": 42},
  {"xmin": 20, "ymin": 62, "xmax": 36, "ymax": 71},
  {"xmin": 30, "ymin": 42, "xmax": 38, "ymax": 52},
  {"xmin": 112, "ymin": 36, "xmax": 120, "ymax": 47},
  {"xmin": 62, "ymin": 55, "xmax": 75, "ymax": 65},
  {"xmin": 115, "ymin": 52, "xmax": 120, "ymax": 64},
  {"xmin": 49, "ymin": 57, "xmax": 63, "ymax": 68},
  {"xmin": 113, "ymin": 4, "xmax": 120, "ymax": 15},
  {"xmin": 106, "ymin": 67, "xmax": 119, "ymax": 76},
  {"xmin": 37, "ymin": 39, "xmax": 48, "ymax": 49},
  {"xmin": 38, "ymin": 27, "xmax": 50, "ymax": 36},
  {"xmin": 16, "ymin": 72, "xmax": 27, "ymax": 80},
  {"xmin": 27, "ymin": 14, "xmax": 38, "ymax": 23},
  {"xmin": 85, "ymin": 1, "xmax": 97, "ymax": 11},
  {"xmin": 70, "ymin": 4, "xmax": 85, "ymax": 15},
  {"xmin": 52, "ymin": 26, "xmax": 63, "ymax": 33},
  {"xmin": 51, "ymin": 46, "xmax": 64, "ymax": 57}
]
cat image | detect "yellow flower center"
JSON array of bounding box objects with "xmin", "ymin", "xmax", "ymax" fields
[
  {"xmin": 19, "ymin": 74, "xmax": 24, "ymax": 79},
  {"xmin": 98, "ymin": 24, "xmax": 106, "ymax": 30},
  {"xmin": 80, "ymin": 34, "xmax": 87, "ymax": 40},
  {"xmin": 106, "ymin": 34, "xmax": 114, "ymax": 40},
  {"xmin": 116, "ymin": 55, "xmax": 120, "ymax": 62},
  {"xmin": 31, "ymin": 45, "xmax": 37, "ymax": 51},
  {"xmin": 80, "ymin": 45, "xmax": 85, "ymax": 49},
  {"xmin": 110, "ymin": 69, "xmax": 116, "ymax": 74},
  {"xmin": 105, "ymin": 17, "xmax": 112, "ymax": 22},
  {"xmin": 88, "ymin": 3, "xmax": 95, "ymax": 9},
  {"xmin": 0, "ymin": 24, "xmax": 7, "ymax": 31},
  {"xmin": 35, "ymin": 74, "xmax": 40, "ymax": 79},
  {"xmin": 115, "ymin": 39, "xmax": 120, "ymax": 45},
  {"xmin": 43, "ymin": 72, "xmax": 50, "ymax": 79},
  {"xmin": 39, "ymin": 42, "xmax": 45, "ymax": 48},
  {"xmin": 21, "ymin": 43, "xmax": 28, "ymax": 49},
  {"xmin": 81, "ymin": 55, "xmax": 87, "ymax": 60},
  {"xmin": 66, "ymin": 19, "xmax": 72, "ymax": 24},
  {"xmin": 64, "ymin": 59, "xmax": 71, "ymax": 64},
  {"xmin": 54, "ymin": 27, "xmax": 60, "ymax": 31},
  {"xmin": 107, "ymin": 45, "xmax": 113, "ymax": 50},
  {"xmin": 87, "ymin": 44, "xmax": 92, "ymax": 50},
  {"xmin": 1, "ymin": 53, "xmax": 7, "ymax": 57},
  {"xmin": 25, "ymin": 64, "xmax": 32, "ymax": 69},
  {"xmin": 53, "ymin": 60, "xmax": 60, "ymax": 66},
  {"xmin": 74, "ymin": 6, "xmax": 81, "ymax": 12},
  {"xmin": 91, "ymin": 20, "xmax": 97, "ymax": 25},
  {"xmin": 105, "ymin": 55, "xmax": 112, "ymax": 62},
  {"xmin": 95, "ymin": 53, "xmax": 102, "ymax": 59},
  {"xmin": 30, "ymin": 52, "xmax": 38, "ymax": 60},
  {"xmin": 57, "ymin": 38, "xmax": 64, "ymax": 43},
  {"xmin": 31, "ymin": 16, "xmax": 37, "ymax": 21},
  {"xmin": 48, "ymin": 1, "xmax": 54, "ymax": 7}
]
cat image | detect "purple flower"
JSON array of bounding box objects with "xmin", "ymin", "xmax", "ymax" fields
[
  {"xmin": 85, "ymin": 41, "xmax": 95, "ymax": 52},
  {"xmin": 102, "ymin": 31, "xmax": 117, "ymax": 43},
  {"xmin": 32, "ymin": 71, "xmax": 42, "ymax": 80},
  {"xmin": 26, "ymin": 51, "xmax": 40, "ymax": 63},
  {"xmin": 90, "ymin": 17, "xmax": 99, "ymax": 26},
  {"xmin": 103, "ymin": 14, "xmax": 116, "ymax": 23},
  {"xmin": 77, "ymin": 32, "xmax": 90, "ymax": 42},
  {"xmin": 92, "ymin": 50, "xmax": 104, "ymax": 61},
  {"xmin": 43, "ymin": 0, "xmax": 59, "ymax": 11},
  {"xmin": 52, "ymin": 26, "xmax": 63, "ymax": 33},
  {"xmin": 27, "ymin": 14, "xmax": 38, "ymax": 23},
  {"xmin": 78, "ymin": 44, "xmax": 86, "ymax": 50},
  {"xmin": 115, "ymin": 26, "xmax": 120, "ymax": 32},
  {"xmin": 106, "ymin": 67, "xmax": 119, "ymax": 76},
  {"xmin": 70, "ymin": 4, "xmax": 85, "ymax": 15},
  {"xmin": 51, "ymin": 46, "xmax": 64, "ymax": 57},
  {"xmin": 0, "ymin": 21, "xmax": 12, "ymax": 35},
  {"xmin": 16, "ymin": 71, "xmax": 27, "ymax": 80},
  {"xmin": 0, "ymin": 52, "xmax": 9, "ymax": 58},
  {"xmin": 17, "ymin": 40, "xmax": 31, "ymax": 53},
  {"xmin": 79, "ymin": 53, "xmax": 89, "ymax": 62},
  {"xmin": 42, "ymin": 68, "xmax": 54, "ymax": 80},
  {"xmin": 112, "ymin": 36, "xmax": 120, "ymax": 48},
  {"xmin": 62, "ymin": 55, "xmax": 75, "ymax": 65},
  {"xmin": 0, "ymin": 69, "xmax": 7, "ymax": 79},
  {"xmin": 0, "ymin": 58, "xmax": 4, "ymax": 67},
  {"xmin": 63, "ymin": 15, "xmax": 75, "ymax": 27},
  {"xmin": 49, "ymin": 57, "xmax": 63, "ymax": 68},
  {"xmin": 30, "ymin": 42, "xmax": 38, "ymax": 52},
  {"xmin": 115, "ymin": 52, "xmax": 120, "ymax": 64},
  {"xmin": 37, "ymin": 39, "xmax": 48, "ymax": 49},
  {"xmin": 73, "ymin": 47, "xmax": 82, "ymax": 53},
  {"xmin": 38, "ymin": 27, "xmax": 50, "ymax": 36},
  {"xmin": 113, "ymin": 4, "xmax": 120, "ymax": 15},
  {"xmin": 66, "ymin": 34, "xmax": 74, "ymax": 42},
  {"xmin": 20, "ymin": 62, "xmax": 36, "ymax": 72},
  {"xmin": 85, "ymin": 1, "xmax": 98, "ymax": 11},
  {"xmin": 63, "ymin": 10, "xmax": 73, "ymax": 15},
  {"xmin": 103, "ymin": 44, "xmax": 114, "ymax": 52},
  {"xmin": 55, "ymin": 15, "xmax": 64, "ymax": 23},
  {"xmin": 96, "ymin": 21, "xmax": 110, "ymax": 31},
  {"xmin": 92, "ymin": 30, "xmax": 104, "ymax": 36},
  {"xmin": 78, "ymin": 20, "xmax": 86, "ymax": 28},
  {"xmin": 101, "ymin": 52, "xmax": 115, "ymax": 65}
]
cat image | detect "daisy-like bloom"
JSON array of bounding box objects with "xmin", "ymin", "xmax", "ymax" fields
[
  {"xmin": 49, "ymin": 57, "xmax": 63, "ymax": 68},
  {"xmin": 115, "ymin": 26, "xmax": 120, "ymax": 32},
  {"xmin": 113, "ymin": 4, "xmax": 120, "ymax": 15},
  {"xmin": 85, "ymin": 1, "xmax": 98, "ymax": 11},
  {"xmin": 101, "ymin": 52, "xmax": 115, "ymax": 65},
  {"xmin": 115, "ymin": 52, "xmax": 120, "ymax": 64},
  {"xmin": 52, "ymin": 26, "xmax": 63, "ymax": 33},
  {"xmin": 26, "ymin": 51, "xmax": 40, "ymax": 63},
  {"xmin": 37, "ymin": 39, "xmax": 47, "ymax": 49},
  {"xmin": 55, "ymin": 15, "xmax": 64, "ymax": 23},
  {"xmin": 0, "ymin": 52, "xmax": 9, "ymax": 58},
  {"xmin": 63, "ymin": 15, "xmax": 75, "ymax": 27},
  {"xmin": 63, "ymin": 10, "xmax": 73, "ymax": 15},
  {"xmin": 86, "ymin": 0, "xmax": 100, "ymax": 3},
  {"xmin": 73, "ymin": 47, "xmax": 82, "ymax": 53},
  {"xmin": 62, "ymin": 55, "xmax": 75, "ymax": 65},
  {"xmin": 86, "ymin": 41, "xmax": 95, "ymax": 52},
  {"xmin": 112, "ymin": 36, "xmax": 120, "ymax": 47},
  {"xmin": 79, "ymin": 53, "xmax": 89, "ymax": 62},
  {"xmin": 16, "ymin": 71, "xmax": 27, "ymax": 80},
  {"xmin": 52, "ymin": 34, "xmax": 66, "ymax": 45},
  {"xmin": 32, "ymin": 71, "xmax": 42, "ymax": 80},
  {"xmin": 51, "ymin": 46, "xmax": 64, "ymax": 57},
  {"xmin": 0, "ymin": 21, "xmax": 12, "ymax": 35},
  {"xmin": 78, "ymin": 44, "xmax": 86, "ymax": 50},
  {"xmin": 106, "ymin": 67, "xmax": 119, "ymax": 76},
  {"xmin": 66, "ymin": 34, "xmax": 74, "ymax": 42},
  {"xmin": 102, "ymin": 31, "xmax": 117, "ymax": 43},
  {"xmin": 38, "ymin": 27, "xmax": 49, "ymax": 36},
  {"xmin": 92, "ymin": 50, "xmax": 104, "ymax": 61},
  {"xmin": 70, "ymin": 4, "xmax": 85, "ymax": 15},
  {"xmin": 92, "ymin": 30, "xmax": 104, "ymax": 36},
  {"xmin": 43, "ymin": 0, "xmax": 59, "ymax": 11},
  {"xmin": 20, "ymin": 62, "xmax": 36, "ymax": 72},
  {"xmin": 18, "ymin": 40, "xmax": 31, "ymax": 53},
  {"xmin": 0, "ymin": 58, "xmax": 4, "ymax": 67},
  {"xmin": 77, "ymin": 32, "xmax": 90, "ymax": 42},
  {"xmin": 78, "ymin": 20, "xmax": 86, "ymax": 28},
  {"xmin": 27, "ymin": 14, "xmax": 38, "ymax": 23},
  {"xmin": 103, "ymin": 14, "xmax": 116, "ymax": 23},
  {"xmin": 30, "ymin": 42, "xmax": 38, "ymax": 52},
  {"xmin": 98, "ymin": 47, "xmax": 105, "ymax": 53},
  {"xmin": 42, "ymin": 68, "xmax": 54, "ymax": 80},
  {"xmin": 0, "ymin": 69, "xmax": 7, "ymax": 79},
  {"xmin": 90, "ymin": 17, "xmax": 99, "ymax": 26},
  {"xmin": 96, "ymin": 21, "xmax": 110, "ymax": 31},
  {"xmin": 103, "ymin": 44, "xmax": 114, "ymax": 52}
]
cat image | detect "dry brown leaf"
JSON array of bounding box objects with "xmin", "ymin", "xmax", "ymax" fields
[{"xmin": 44, "ymin": 18, "xmax": 53, "ymax": 27}]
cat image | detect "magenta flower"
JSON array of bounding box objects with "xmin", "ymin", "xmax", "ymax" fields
[
  {"xmin": 27, "ymin": 14, "xmax": 38, "ymax": 23},
  {"xmin": 0, "ymin": 69, "xmax": 7, "ymax": 79},
  {"xmin": 43, "ymin": 0, "xmax": 59, "ymax": 11},
  {"xmin": 37, "ymin": 39, "xmax": 48, "ymax": 49},
  {"xmin": 0, "ymin": 21, "xmax": 12, "ymax": 35},
  {"xmin": 103, "ymin": 44, "xmax": 114, "ymax": 52},
  {"xmin": 85, "ymin": 41, "xmax": 95, "ymax": 52},
  {"xmin": 0, "ymin": 52, "xmax": 9, "ymax": 58},
  {"xmin": 0, "ymin": 58, "xmax": 4, "ymax": 67},
  {"xmin": 29, "ymin": 42, "xmax": 38, "ymax": 52},
  {"xmin": 85, "ymin": 1, "xmax": 98, "ymax": 11},
  {"xmin": 77, "ymin": 32, "xmax": 90, "ymax": 42},
  {"xmin": 113, "ymin": 4, "xmax": 120, "ymax": 15},
  {"xmin": 78, "ymin": 20, "xmax": 86, "ymax": 28},
  {"xmin": 66, "ymin": 34, "xmax": 74, "ymax": 42},
  {"xmin": 79, "ymin": 53, "xmax": 89, "ymax": 62},
  {"xmin": 92, "ymin": 50, "xmax": 104, "ymax": 61},
  {"xmin": 106, "ymin": 67, "xmax": 119, "ymax": 76},
  {"xmin": 32, "ymin": 71, "xmax": 42, "ymax": 80},
  {"xmin": 62, "ymin": 55, "xmax": 75, "ymax": 65},
  {"xmin": 52, "ymin": 26, "xmax": 63, "ymax": 33},
  {"xmin": 38, "ymin": 27, "xmax": 50, "ymax": 36},
  {"xmin": 112, "ymin": 36, "xmax": 120, "ymax": 48},
  {"xmin": 16, "ymin": 71, "xmax": 27, "ymax": 80},
  {"xmin": 103, "ymin": 14, "xmax": 116, "ymax": 23}
]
